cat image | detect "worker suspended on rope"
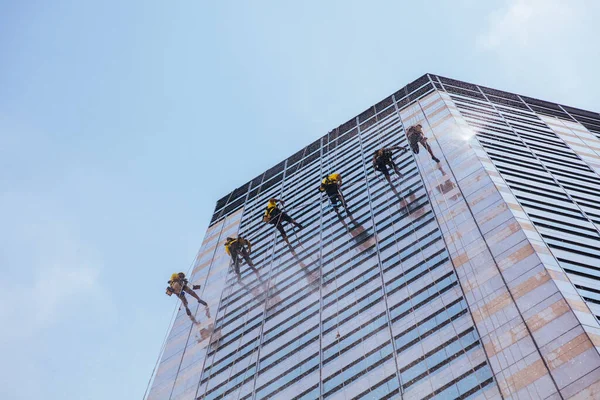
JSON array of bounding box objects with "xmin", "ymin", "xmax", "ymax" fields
[
  {"xmin": 166, "ymin": 272, "xmax": 208, "ymax": 318},
  {"xmin": 407, "ymin": 124, "xmax": 440, "ymax": 163},
  {"xmin": 263, "ymin": 198, "xmax": 303, "ymax": 244},
  {"xmin": 224, "ymin": 236, "xmax": 255, "ymax": 275},
  {"xmin": 319, "ymin": 173, "xmax": 348, "ymax": 211},
  {"xmin": 373, "ymin": 146, "xmax": 408, "ymax": 183}
]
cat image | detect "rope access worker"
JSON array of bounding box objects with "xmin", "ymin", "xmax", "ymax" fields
[
  {"xmin": 373, "ymin": 146, "xmax": 408, "ymax": 182},
  {"xmin": 319, "ymin": 173, "xmax": 348, "ymax": 211},
  {"xmin": 407, "ymin": 124, "xmax": 440, "ymax": 163},
  {"xmin": 263, "ymin": 198, "xmax": 303, "ymax": 244},
  {"xmin": 224, "ymin": 236, "xmax": 255, "ymax": 274},
  {"xmin": 166, "ymin": 272, "xmax": 208, "ymax": 317}
]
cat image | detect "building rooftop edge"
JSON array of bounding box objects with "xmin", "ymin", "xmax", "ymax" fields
[{"xmin": 209, "ymin": 72, "xmax": 600, "ymax": 225}]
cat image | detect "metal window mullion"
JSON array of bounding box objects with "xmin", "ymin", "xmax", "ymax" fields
[
  {"xmin": 404, "ymin": 79, "xmax": 505, "ymax": 397},
  {"xmin": 555, "ymin": 103, "xmax": 600, "ymax": 160},
  {"xmin": 167, "ymin": 215, "xmax": 230, "ymax": 400},
  {"xmin": 355, "ymin": 113, "xmax": 404, "ymax": 398},
  {"xmin": 249, "ymin": 160, "xmax": 290, "ymax": 400},
  {"xmin": 192, "ymin": 179, "xmax": 258, "ymax": 400},
  {"xmin": 433, "ymin": 83, "xmax": 567, "ymax": 397},
  {"xmin": 318, "ymin": 137, "xmax": 325, "ymax": 400},
  {"xmin": 480, "ymin": 90, "xmax": 600, "ymax": 241}
]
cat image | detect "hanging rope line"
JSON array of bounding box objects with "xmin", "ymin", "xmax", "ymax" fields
[
  {"xmin": 328, "ymin": 133, "xmax": 348, "ymax": 341},
  {"xmin": 325, "ymin": 124, "xmax": 382, "ymax": 359},
  {"xmin": 193, "ymin": 213, "xmax": 259, "ymax": 399}
]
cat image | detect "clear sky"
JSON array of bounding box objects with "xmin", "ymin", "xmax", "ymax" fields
[{"xmin": 1, "ymin": 1, "xmax": 598, "ymax": 399}]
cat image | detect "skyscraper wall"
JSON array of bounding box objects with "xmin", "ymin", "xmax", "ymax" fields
[{"xmin": 147, "ymin": 74, "xmax": 600, "ymax": 400}]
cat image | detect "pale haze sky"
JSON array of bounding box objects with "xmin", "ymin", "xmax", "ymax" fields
[{"xmin": 1, "ymin": 1, "xmax": 599, "ymax": 399}]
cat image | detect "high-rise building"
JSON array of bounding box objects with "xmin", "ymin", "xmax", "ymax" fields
[{"xmin": 146, "ymin": 74, "xmax": 600, "ymax": 400}]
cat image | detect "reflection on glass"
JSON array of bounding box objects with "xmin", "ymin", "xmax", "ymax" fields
[{"xmin": 146, "ymin": 78, "xmax": 517, "ymax": 400}]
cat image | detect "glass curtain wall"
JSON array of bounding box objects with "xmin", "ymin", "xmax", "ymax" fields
[{"xmin": 147, "ymin": 75, "xmax": 502, "ymax": 400}]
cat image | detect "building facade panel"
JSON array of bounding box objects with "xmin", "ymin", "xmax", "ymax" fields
[
  {"xmin": 430, "ymin": 74, "xmax": 600, "ymax": 398},
  {"xmin": 147, "ymin": 74, "xmax": 600, "ymax": 399}
]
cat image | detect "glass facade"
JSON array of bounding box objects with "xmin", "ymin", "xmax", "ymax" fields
[
  {"xmin": 147, "ymin": 75, "xmax": 600, "ymax": 400},
  {"xmin": 431, "ymin": 76, "xmax": 600, "ymax": 324}
]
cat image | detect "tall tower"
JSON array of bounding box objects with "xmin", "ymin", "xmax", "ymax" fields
[{"xmin": 147, "ymin": 74, "xmax": 600, "ymax": 400}]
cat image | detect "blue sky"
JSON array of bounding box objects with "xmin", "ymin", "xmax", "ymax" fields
[{"xmin": 0, "ymin": 1, "xmax": 598, "ymax": 399}]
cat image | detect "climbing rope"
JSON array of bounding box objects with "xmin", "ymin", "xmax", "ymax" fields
[
  {"xmin": 193, "ymin": 218, "xmax": 261, "ymax": 399},
  {"xmin": 328, "ymin": 135, "xmax": 345, "ymax": 341}
]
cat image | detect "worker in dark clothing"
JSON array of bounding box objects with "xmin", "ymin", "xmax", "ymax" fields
[
  {"xmin": 319, "ymin": 173, "xmax": 348, "ymax": 211},
  {"xmin": 263, "ymin": 198, "xmax": 303, "ymax": 244},
  {"xmin": 373, "ymin": 146, "xmax": 408, "ymax": 183},
  {"xmin": 166, "ymin": 272, "xmax": 208, "ymax": 318},
  {"xmin": 407, "ymin": 124, "xmax": 440, "ymax": 163},
  {"xmin": 224, "ymin": 236, "xmax": 255, "ymax": 274}
]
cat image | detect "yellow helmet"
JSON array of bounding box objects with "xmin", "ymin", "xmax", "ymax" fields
[
  {"xmin": 170, "ymin": 273, "xmax": 179, "ymax": 281},
  {"xmin": 330, "ymin": 173, "xmax": 341, "ymax": 181}
]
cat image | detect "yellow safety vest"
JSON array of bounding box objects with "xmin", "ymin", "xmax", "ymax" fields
[
  {"xmin": 321, "ymin": 173, "xmax": 342, "ymax": 188},
  {"xmin": 264, "ymin": 200, "xmax": 278, "ymax": 218},
  {"xmin": 224, "ymin": 238, "xmax": 251, "ymax": 255}
]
